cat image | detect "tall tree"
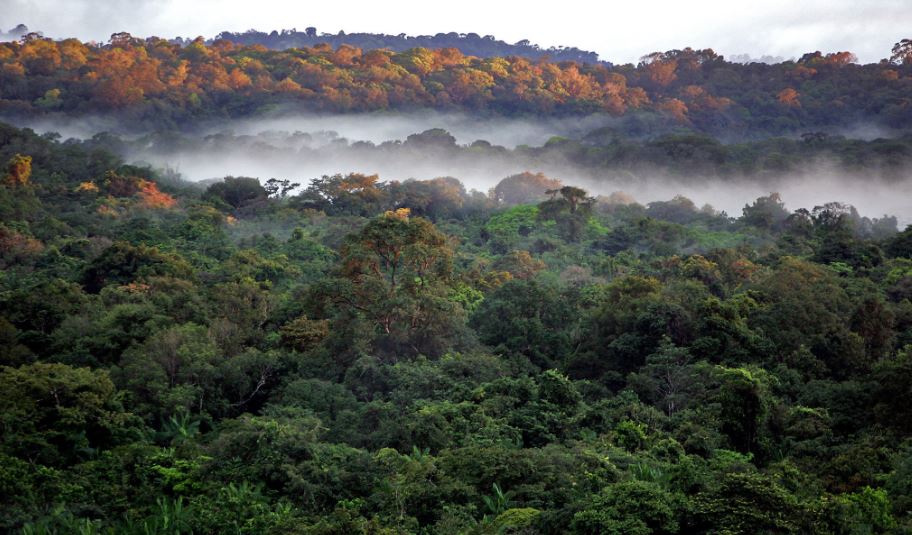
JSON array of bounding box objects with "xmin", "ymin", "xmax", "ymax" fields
[
  {"xmin": 538, "ymin": 186, "xmax": 595, "ymax": 242},
  {"xmin": 320, "ymin": 209, "xmax": 464, "ymax": 358}
]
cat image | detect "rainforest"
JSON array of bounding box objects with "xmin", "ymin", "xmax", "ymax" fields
[{"xmin": 2, "ymin": 11, "xmax": 912, "ymax": 535}]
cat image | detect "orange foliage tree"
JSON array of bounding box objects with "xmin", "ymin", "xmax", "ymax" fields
[
  {"xmin": 5, "ymin": 154, "xmax": 31, "ymax": 187},
  {"xmin": 777, "ymin": 88, "xmax": 801, "ymax": 107}
]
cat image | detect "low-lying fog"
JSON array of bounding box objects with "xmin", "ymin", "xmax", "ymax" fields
[
  {"xmin": 16, "ymin": 111, "xmax": 619, "ymax": 148},
  {"xmin": 143, "ymin": 141, "xmax": 912, "ymax": 223},
  {"xmin": 221, "ymin": 112, "xmax": 620, "ymax": 147},
  {"xmin": 12, "ymin": 112, "xmax": 912, "ymax": 223}
]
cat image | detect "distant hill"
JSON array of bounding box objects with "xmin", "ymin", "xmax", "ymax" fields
[
  {"xmin": 1, "ymin": 33, "xmax": 910, "ymax": 138},
  {"xmin": 206, "ymin": 28, "xmax": 607, "ymax": 65}
]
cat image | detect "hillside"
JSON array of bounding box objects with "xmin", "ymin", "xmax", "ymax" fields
[
  {"xmin": 1, "ymin": 34, "xmax": 911, "ymax": 136},
  {"xmin": 3, "ymin": 120, "xmax": 912, "ymax": 532}
]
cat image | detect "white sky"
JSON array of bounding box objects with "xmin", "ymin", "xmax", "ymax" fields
[{"xmin": 2, "ymin": 0, "xmax": 911, "ymax": 64}]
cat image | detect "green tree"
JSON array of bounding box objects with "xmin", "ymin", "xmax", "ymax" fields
[
  {"xmin": 471, "ymin": 279, "xmax": 576, "ymax": 369},
  {"xmin": 742, "ymin": 192, "xmax": 789, "ymax": 230},
  {"xmin": 81, "ymin": 241, "xmax": 192, "ymax": 293},
  {"xmin": 712, "ymin": 366, "xmax": 769, "ymax": 454},
  {"xmin": 0, "ymin": 362, "xmax": 140, "ymax": 466},
  {"xmin": 321, "ymin": 210, "xmax": 464, "ymax": 358},
  {"xmin": 205, "ymin": 176, "xmax": 269, "ymax": 213},
  {"xmin": 628, "ymin": 338, "xmax": 699, "ymax": 416},
  {"xmin": 571, "ymin": 480, "xmax": 680, "ymax": 535},
  {"xmin": 886, "ymin": 225, "xmax": 912, "ymax": 258},
  {"xmin": 117, "ymin": 323, "xmax": 221, "ymax": 421},
  {"xmin": 491, "ymin": 172, "xmax": 562, "ymax": 206},
  {"xmin": 294, "ymin": 173, "xmax": 387, "ymax": 216},
  {"xmin": 689, "ymin": 471, "xmax": 809, "ymax": 533},
  {"xmin": 538, "ymin": 186, "xmax": 596, "ymax": 242}
]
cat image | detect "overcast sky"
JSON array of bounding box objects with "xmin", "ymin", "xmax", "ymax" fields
[{"xmin": 2, "ymin": 0, "xmax": 910, "ymax": 64}]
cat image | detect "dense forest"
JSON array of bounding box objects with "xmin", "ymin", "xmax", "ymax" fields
[
  {"xmin": 3, "ymin": 22, "xmax": 912, "ymax": 534},
  {"xmin": 1, "ymin": 33, "xmax": 912, "ymax": 136},
  {"xmin": 3, "ymin": 114, "xmax": 912, "ymax": 533}
]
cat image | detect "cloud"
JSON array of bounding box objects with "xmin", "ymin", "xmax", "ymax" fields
[{"xmin": 2, "ymin": 0, "xmax": 909, "ymax": 63}]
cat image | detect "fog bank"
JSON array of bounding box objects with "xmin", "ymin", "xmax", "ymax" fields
[
  {"xmin": 8, "ymin": 112, "xmax": 912, "ymax": 223},
  {"xmin": 128, "ymin": 131, "xmax": 912, "ymax": 224}
]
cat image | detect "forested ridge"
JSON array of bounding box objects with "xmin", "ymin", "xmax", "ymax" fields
[
  {"xmin": 208, "ymin": 28, "xmax": 603, "ymax": 65},
  {"xmin": 3, "ymin": 116, "xmax": 912, "ymax": 534},
  {"xmin": 2, "ymin": 33, "xmax": 912, "ymax": 136}
]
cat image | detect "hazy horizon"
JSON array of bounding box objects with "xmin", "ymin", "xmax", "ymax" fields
[{"xmin": 3, "ymin": 0, "xmax": 911, "ymax": 64}]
